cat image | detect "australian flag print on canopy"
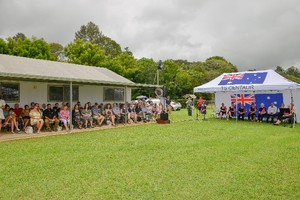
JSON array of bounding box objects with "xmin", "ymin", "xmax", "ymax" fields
[
  {"xmin": 218, "ymin": 72, "xmax": 268, "ymax": 85},
  {"xmin": 231, "ymin": 93, "xmax": 283, "ymax": 114}
]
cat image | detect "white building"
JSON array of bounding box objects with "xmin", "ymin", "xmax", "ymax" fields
[{"xmin": 0, "ymin": 54, "xmax": 157, "ymax": 107}]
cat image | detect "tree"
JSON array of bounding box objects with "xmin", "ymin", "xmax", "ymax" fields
[
  {"xmin": 6, "ymin": 37, "xmax": 54, "ymax": 60},
  {"xmin": 49, "ymin": 42, "xmax": 64, "ymax": 61},
  {"xmin": 75, "ymin": 21, "xmax": 122, "ymax": 58},
  {"xmin": 0, "ymin": 38, "xmax": 9, "ymax": 54},
  {"xmin": 112, "ymin": 51, "xmax": 139, "ymax": 80},
  {"xmin": 136, "ymin": 58, "xmax": 157, "ymax": 84},
  {"xmin": 286, "ymin": 66, "xmax": 300, "ymax": 77},
  {"xmin": 12, "ymin": 33, "xmax": 27, "ymax": 41},
  {"xmin": 275, "ymin": 66, "xmax": 285, "ymax": 74},
  {"xmin": 64, "ymin": 39, "xmax": 107, "ymax": 67}
]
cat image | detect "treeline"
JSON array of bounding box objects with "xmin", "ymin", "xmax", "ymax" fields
[{"xmin": 0, "ymin": 22, "xmax": 299, "ymax": 100}]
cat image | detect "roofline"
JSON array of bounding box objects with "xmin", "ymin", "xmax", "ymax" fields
[{"xmin": 0, "ymin": 73, "xmax": 162, "ymax": 88}]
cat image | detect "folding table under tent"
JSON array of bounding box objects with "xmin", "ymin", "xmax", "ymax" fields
[{"xmin": 193, "ymin": 70, "xmax": 300, "ymax": 123}]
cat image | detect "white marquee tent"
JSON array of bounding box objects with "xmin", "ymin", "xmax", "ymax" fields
[{"xmin": 193, "ymin": 70, "xmax": 300, "ymax": 119}]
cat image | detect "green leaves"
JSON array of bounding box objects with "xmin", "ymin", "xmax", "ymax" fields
[
  {"xmin": 5, "ymin": 36, "xmax": 54, "ymax": 60},
  {"xmin": 64, "ymin": 39, "xmax": 107, "ymax": 66}
]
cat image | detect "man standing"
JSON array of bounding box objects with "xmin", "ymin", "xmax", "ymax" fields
[
  {"xmin": 43, "ymin": 104, "xmax": 59, "ymax": 132},
  {"xmin": 186, "ymin": 97, "xmax": 194, "ymax": 116}
]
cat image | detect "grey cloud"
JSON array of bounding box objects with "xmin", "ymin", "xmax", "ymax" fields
[{"xmin": 0, "ymin": 0, "xmax": 299, "ymax": 70}]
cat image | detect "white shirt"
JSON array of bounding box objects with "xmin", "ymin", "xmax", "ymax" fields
[{"xmin": 267, "ymin": 105, "xmax": 277, "ymax": 114}]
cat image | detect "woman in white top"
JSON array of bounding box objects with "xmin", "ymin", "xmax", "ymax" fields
[{"xmin": 0, "ymin": 95, "xmax": 6, "ymax": 132}]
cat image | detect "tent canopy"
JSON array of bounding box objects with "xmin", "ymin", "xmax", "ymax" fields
[{"xmin": 194, "ymin": 70, "xmax": 300, "ymax": 93}]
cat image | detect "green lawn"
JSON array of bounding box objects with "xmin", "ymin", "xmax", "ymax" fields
[{"xmin": 0, "ymin": 109, "xmax": 299, "ymax": 199}]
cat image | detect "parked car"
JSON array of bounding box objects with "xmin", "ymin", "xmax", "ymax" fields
[{"xmin": 170, "ymin": 101, "xmax": 182, "ymax": 111}]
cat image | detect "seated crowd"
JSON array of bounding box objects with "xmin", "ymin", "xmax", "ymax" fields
[
  {"xmin": 0, "ymin": 99, "xmax": 164, "ymax": 134},
  {"xmin": 217, "ymin": 101, "xmax": 296, "ymax": 125}
]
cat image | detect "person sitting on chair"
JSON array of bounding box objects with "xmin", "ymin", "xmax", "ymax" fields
[
  {"xmin": 104, "ymin": 103, "xmax": 116, "ymax": 126},
  {"xmin": 227, "ymin": 102, "xmax": 235, "ymax": 119},
  {"xmin": 219, "ymin": 103, "xmax": 227, "ymax": 119},
  {"xmin": 238, "ymin": 104, "xmax": 246, "ymax": 120},
  {"xmin": 257, "ymin": 103, "xmax": 267, "ymax": 122},
  {"xmin": 274, "ymin": 103, "xmax": 295, "ymax": 125},
  {"xmin": 29, "ymin": 103, "xmax": 44, "ymax": 134},
  {"xmin": 4, "ymin": 108, "xmax": 20, "ymax": 133},
  {"xmin": 92, "ymin": 103, "xmax": 105, "ymax": 126},
  {"xmin": 58, "ymin": 105, "xmax": 70, "ymax": 131},
  {"xmin": 43, "ymin": 104, "xmax": 59, "ymax": 132},
  {"xmin": 248, "ymin": 103, "xmax": 257, "ymax": 121},
  {"xmin": 266, "ymin": 102, "xmax": 277, "ymax": 123},
  {"xmin": 81, "ymin": 103, "xmax": 94, "ymax": 128}
]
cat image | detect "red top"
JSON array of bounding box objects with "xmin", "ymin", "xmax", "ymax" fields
[
  {"xmin": 14, "ymin": 108, "xmax": 23, "ymax": 116},
  {"xmin": 197, "ymin": 99, "xmax": 204, "ymax": 107}
]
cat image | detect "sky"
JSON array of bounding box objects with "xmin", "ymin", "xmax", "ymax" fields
[{"xmin": 0, "ymin": 0, "xmax": 300, "ymax": 71}]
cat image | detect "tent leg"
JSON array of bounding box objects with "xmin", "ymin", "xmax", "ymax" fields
[{"xmin": 235, "ymin": 93, "xmax": 238, "ymax": 124}]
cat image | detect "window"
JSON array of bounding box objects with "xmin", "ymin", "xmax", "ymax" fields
[
  {"xmin": 48, "ymin": 85, "xmax": 79, "ymax": 102},
  {"xmin": 103, "ymin": 88, "xmax": 124, "ymax": 101},
  {"xmin": 0, "ymin": 83, "xmax": 20, "ymax": 102}
]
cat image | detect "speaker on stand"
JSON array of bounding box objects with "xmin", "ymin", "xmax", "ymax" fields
[{"xmin": 155, "ymin": 87, "xmax": 169, "ymax": 124}]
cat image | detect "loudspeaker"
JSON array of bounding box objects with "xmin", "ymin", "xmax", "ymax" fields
[{"xmin": 160, "ymin": 112, "xmax": 169, "ymax": 120}]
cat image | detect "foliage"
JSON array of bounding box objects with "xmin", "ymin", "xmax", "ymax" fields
[
  {"xmin": 0, "ymin": 38, "xmax": 9, "ymax": 54},
  {"xmin": 75, "ymin": 21, "xmax": 121, "ymax": 58},
  {"xmin": 49, "ymin": 42, "xmax": 64, "ymax": 61},
  {"xmin": 275, "ymin": 66, "xmax": 300, "ymax": 83},
  {"xmin": 0, "ymin": 110, "xmax": 299, "ymax": 199},
  {"xmin": 2, "ymin": 35, "xmax": 55, "ymax": 60},
  {"xmin": 64, "ymin": 39, "xmax": 107, "ymax": 66}
]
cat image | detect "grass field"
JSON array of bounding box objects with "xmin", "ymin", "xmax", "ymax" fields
[{"xmin": 0, "ymin": 109, "xmax": 299, "ymax": 199}]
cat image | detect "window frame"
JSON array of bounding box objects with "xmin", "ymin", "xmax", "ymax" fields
[
  {"xmin": 103, "ymin": 87, "xmax": 125, "ymax": 102},
  {"xmin": 48, "ymin": 85, "xmax": 79, "ymax": 102},
  {"xmin": 0, "ymin": 82, "xmax": 20, "ymax": 103}
]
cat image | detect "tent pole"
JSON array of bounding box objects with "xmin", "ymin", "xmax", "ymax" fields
[
  {"xmin": 290, "ymin": 90, "xmax": 295, "ymax": 128},
  {"xmin": 125, "ymin": 85, "xmax": 128, "ymax": 125},
  {"xmin": 235, "ymin": 93, "xmax": 238, "ymax": 124}
]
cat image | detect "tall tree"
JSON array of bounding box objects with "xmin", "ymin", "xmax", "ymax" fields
[
  {"xmin": 75, "ymin": 21, "xmax": 122, "ymax": 58},
  {"xmin": 64, "ymin": 39, "xmax": 107, "ymax": 67},
  {"xmin": 112, "ymin": 51, "xmax": 139, "ymax": 80},
  {"xmin": 49, "ymin": 42, "xmax": 64, "ymax": 61},
  {"xmin": 12, "ymin": 33, "xmax": 27, "ymax": 40}
]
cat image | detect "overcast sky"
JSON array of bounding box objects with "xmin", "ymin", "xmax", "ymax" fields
[{"xmin": 1, "ymin": 0, "xmax": 300, "ymax": 70}]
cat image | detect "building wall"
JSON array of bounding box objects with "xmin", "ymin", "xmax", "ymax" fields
[
  {"xmin": 20, "ymin": 81, "xmax": 48, "ymax": 105},
  {"xmin": 2, "ymin": 80, "xmax": 132, "ymax": 107}
]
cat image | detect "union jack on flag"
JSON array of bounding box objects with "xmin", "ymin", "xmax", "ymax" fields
[
  {"xmin": 222, "ymin": 73, "xmax": 244, "ymax": 81},
  {"xmin": 218, "ymin": 72, "xmax": 267, "ymax": 85},
  {"xmin": 231, "ymin": 94, "xmax": 255, "ymax": 105}
]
